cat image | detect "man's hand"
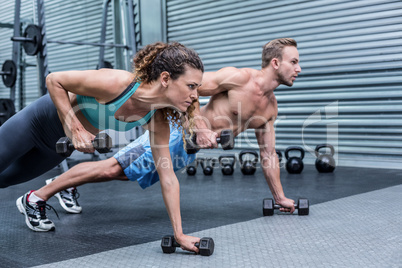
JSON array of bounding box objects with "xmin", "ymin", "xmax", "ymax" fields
[
  {"xmin": 276, "ymin": 197, "xmax": 296, "ymax": 214},
  {"xmin": 175, "ymin": 234, "xmax": 201, "ymax": 254},
  {"xmin": 195, "ymin": 129, "xmax": 218, "ymax": 149}
]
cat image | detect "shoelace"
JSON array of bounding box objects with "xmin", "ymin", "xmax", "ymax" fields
[
  {"xmin": 71, "ymin": 188, "xmax": 80, "ymax": 205},
  {"xmin": 37, "ymin": 201, "xmax": 60, "ymax": 219}
]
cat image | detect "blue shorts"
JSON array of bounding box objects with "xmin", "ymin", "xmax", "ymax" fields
[{"xmin": 113, "ymin": 127, "xmax": 195, "ymax": 189}]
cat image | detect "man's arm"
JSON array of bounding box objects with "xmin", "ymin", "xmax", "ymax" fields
[
  {"xmin": 255, "ymin": 120, "xmax": 296, "ymax": 213},
  {"xmin": 192, "ymin": 67, "xmax": 249, "ymax": 148},
  {"xmin": 198, "ymin": 67, "xmax": 249, "ymax": 96}
]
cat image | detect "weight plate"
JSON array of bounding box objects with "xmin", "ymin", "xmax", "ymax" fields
[
  {"xmin": 23, "ymin": 24, "xmax": 42, "ymax": 56},
  {"xmin": 1, "ymin": 60, "xmax": 17, "ymax": 88}
]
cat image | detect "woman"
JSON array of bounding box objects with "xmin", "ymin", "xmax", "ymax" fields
[{"xmin": 5, "ymin": 42, "xmax": 204, "ymax": 253}]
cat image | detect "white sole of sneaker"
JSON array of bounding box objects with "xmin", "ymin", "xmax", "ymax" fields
[
  {"xmin": 16, "ymin": 196, "xmax": 54, "ymax": 232},
  {"xmin": 46, "ymin": 179, "xmax": 82, "ymax": 214}
]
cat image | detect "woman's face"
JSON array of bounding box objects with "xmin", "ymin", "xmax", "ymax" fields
[{"xmin": 165, "ymin": 66, "xmax": 203, "ymax": 112}]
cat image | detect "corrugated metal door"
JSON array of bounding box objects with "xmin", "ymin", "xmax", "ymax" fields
[
  {"xmin": 0, "ymin": 0, "xmax": 115, "ymax": 108},
  {"xmin": 166, "ymin": 0, "xmax": 402, "ymax": 168}
]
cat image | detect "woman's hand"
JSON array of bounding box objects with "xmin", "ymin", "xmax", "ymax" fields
[{"xmin": 71, "ymin": 126, "xmax": 95, "ymax": 153}]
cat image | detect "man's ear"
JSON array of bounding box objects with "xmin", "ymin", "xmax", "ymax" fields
[
  {"xmin": 160, "ymin": 71, "xmax": 170, "ymax": 87},
  {"xmin": 271, "ymin": 58, "xmax": 280, "ymax": 70}
]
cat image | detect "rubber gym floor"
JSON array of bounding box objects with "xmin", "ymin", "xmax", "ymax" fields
[{"xmin": 0, "ymin": 152, "xmax": 401, "ymax": 268}]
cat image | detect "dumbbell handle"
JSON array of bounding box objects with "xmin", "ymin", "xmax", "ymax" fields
[
  {"xmin": 171, "ymin": 240, "xmax": 201, "ymax": 249},
  {"xmin": 274, "ymin": 204, "xmax": 299, "ymax": 209}
]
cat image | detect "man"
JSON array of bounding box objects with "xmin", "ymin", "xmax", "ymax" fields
[{"xmin": 17, "ymin": 38, "xmax": 301, "ymax": 254}]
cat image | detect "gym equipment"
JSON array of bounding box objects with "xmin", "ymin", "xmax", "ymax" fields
[
  {"xmin": 1, "ymin": 60, "xmax": 17, "ymax": 88},
  {"xmin": 56, "ymin": 133, "xmax": 112, "ymax": 157},
  {"xmin": 315, "ymin": 144, "xmax": 336, "ymax": 173},
  {"xmin": 276, "ymin": 150, "xmax": 283, "ymax": 166},
  {"xmin": 218, "ymin": 154, "xmax": 236, "ymax": 175},
  {"xmin": 11, "ymin": 24, "xmax": 129, "ymax": 56},
  {"xmin": 161, "ymin": 235, "xmax": 215, "ymax": 256},
  {"xmin": 239, "ymin": 150, "xmax": 258, "ymax": 175},
  {"xmin": 0, "ymin": 99, "xmax": 16, "ymax": 126},
  {"xmin": 285, "ymin": 146, "xmax": 304, "ymax": 174},
  {"xmin": 198, "ymin": 157, "xmax": 217, "ymax": 176},
  {"xmin": 185, "ymin": 129, "xmax": 235, "ymax": 154},
  {"xmin": 96, "ymin": 60, "xmax": 113, "ymax": 70},
  {"xmin": 263, "ymin": 198, "xmax": 309, "ymax": 216},
  {"xmin": 186, "ymin": 159, "xmax": 198, "ymax": 176}
]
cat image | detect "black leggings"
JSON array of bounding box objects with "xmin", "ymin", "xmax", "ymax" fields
[{"xmin": 0, "ymin": 94, "xmax": 66, "ymax": 188}]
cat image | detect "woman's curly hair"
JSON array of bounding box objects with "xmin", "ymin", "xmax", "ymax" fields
[{"xmin": 132, "ymin": 41, "xmax": 204, "ymax": 143}]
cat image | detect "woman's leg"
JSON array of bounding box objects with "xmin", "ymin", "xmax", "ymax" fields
[
  {"xmin": 0, "ymin": 94, "xmax": 65, "ymax": 188},
  {"xmin": 34, "ymin": 157, "xmax": 127, "ymax": 201}
]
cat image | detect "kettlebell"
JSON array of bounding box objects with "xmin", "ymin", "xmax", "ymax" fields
[
  {"xmin": 315, "ymin": 144, "xmax": 336, "ymax": 173},
  {"xmin": 199, "ymin": 157, "xmax": 217, "ymax": 176},
  {"xmin": 285, "ymin": 146, "xmax": 304, "ymax": 174},
  {"xmin": 218, "ymin": 154, "xmax": 236, "ymax": 175},
  {"xmin": 239, "ymin": 150, "xmax": 259, "ymax": 175},
  {"xmin": 186, "ymin": 159, "xmax": 198, "ymax": 176},
  {"xmin": 276, "ymin": 150, "xmax": 283, "ymax": 166}
]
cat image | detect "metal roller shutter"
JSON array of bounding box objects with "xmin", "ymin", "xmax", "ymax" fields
[
  {"xmin": 166, "ymin": 0, "xmax": 402, "ymax": 169},
  {"xmin": 0, "ymin": 0, "xmax": 115, "ymax": 109}
]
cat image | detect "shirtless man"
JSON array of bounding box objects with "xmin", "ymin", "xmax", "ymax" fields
[{"xmin": 17, "ymin": 38, "xmax": 301, "ymax": 254}]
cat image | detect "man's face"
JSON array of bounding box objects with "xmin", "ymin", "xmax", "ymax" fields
[{"xmin": 277, "ymin": 46, "xmax": 301, "ymax": 87}]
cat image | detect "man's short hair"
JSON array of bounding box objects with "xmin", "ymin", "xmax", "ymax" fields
[{"xmin": 261, "ymin": 38, "xmax": 297, "ymax": 68}]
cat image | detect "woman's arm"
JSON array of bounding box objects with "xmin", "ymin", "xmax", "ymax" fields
[
  {"xmin": 46, "ymin": 69, "xmax": 132, "ymax": 152},
  {"xmin": 148, "ymin": 113, "xmax": 200, "ymax": 253}
]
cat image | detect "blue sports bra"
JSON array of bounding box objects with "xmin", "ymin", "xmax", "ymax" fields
[{"xmin": 76, "ymin": 81, "xmax": 157, "ymax": 132}]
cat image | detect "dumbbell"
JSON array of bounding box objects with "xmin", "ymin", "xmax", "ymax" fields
[
  {"xmin": 239, "ymin": 150, "xmax": 258, "ymax": 175},
  {"xmin": 315, "ymin": 144, "xmax": 336, "ymax": 173},
  {"xmin": 218, "ymin": 154, "xmax": 236, "ymax": 175},
  {"xmin": 185, "ymin": 129, "xmax": 235, "ymax": 154},
  {"xmin": 263, "ymin": 198, "xmax": 309, "ymax": 216},
  {"xmin": 198, "ymin": 157, "xmax": 217, "ymax": 176},
  {"xmin": 56, "ymin": 133, "xmax": 112, "ymax": 157},
  {"xmin": 161, "ymin": 235, "xmax": 214, "ymax": 256},
  {"xmin": 285, "ymin": 146, "xmax": 304, "ymax": 174}
]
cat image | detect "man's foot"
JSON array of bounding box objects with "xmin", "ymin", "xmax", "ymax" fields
[
  {"xmin": 16, "ymin": 191, "xmax": 57, "ymax": 232},
  {"xmin": 46, "ymin": 178, "xmax": 82, "ymax": 214}
]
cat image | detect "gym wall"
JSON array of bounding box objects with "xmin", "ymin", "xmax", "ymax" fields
[
  {"xmin": 165, "ymin": 0, "xmax": 402, "ymax": 169},
  {"xmin": 0, "ymin": 0, "xmax": 117, "ymax": 109},
  {"xmin": 0, "ymin": 0, "xmax": 401, "ymax": 169}
]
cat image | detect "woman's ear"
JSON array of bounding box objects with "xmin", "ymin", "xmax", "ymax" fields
[{"xmin": 160, "ymin": 71, "xmax": 170, "ymax": 88}]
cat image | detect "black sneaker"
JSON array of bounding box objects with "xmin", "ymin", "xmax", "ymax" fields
[
  {"xmin": 46, "ymin": 178, "xmax": 82, "ymax": 214},
  {"xmin": 16, "ymin": 191, "xmax": 57, "ymax": 232}
]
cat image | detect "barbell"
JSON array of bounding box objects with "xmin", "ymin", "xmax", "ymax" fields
[{"xmin": 11, "ymin": 24, "xmax": 129, "ymax": 56}]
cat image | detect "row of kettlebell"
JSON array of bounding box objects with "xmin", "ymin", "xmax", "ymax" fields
[
  {"xmin": 281, "ymin": 144, "xmax": 336, "ymax": 174},
  {"xmin": 186, "ymin": 150, "xmax": 260, "ymax": 176},
  {"xmin": 186, "ymin": 144, "xmax": 336, "ymax": 176}
]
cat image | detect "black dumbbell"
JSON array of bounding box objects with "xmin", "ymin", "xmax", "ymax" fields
[
  {"xmin": 239, "ymin": 150, "xmax": 258, "ymax": 175},
  {"xmin": 285, "ymin": 146, "xmax": 304, "ymax": 174},
  {"xmin": 198, "ymin": 157, "xmax": 217, "ymax": 176},
  {"xmin": 56, "ymin": 133, "xmax": 112, "ymax": 157},
  {"xmin": 161, "ymin": 235, "xmax": 214, "ymax": 256},
  {"xmin": 263, "ymin": 198, "xmax": 309, "ymax": 216},
  {"xmin": 315, "ymin": 144, "xmax": 336, "ymax": 173},
  {"xmin": 185, "ymin": 129, "xmax": 235, "ymax": 154},
  {"xmin": 186, "ymin": 159, "xmax": 198, "ymax": 176},
  {"xmin": 218, "ymin": 154, "xmax": 236, "ymax": 175}
]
